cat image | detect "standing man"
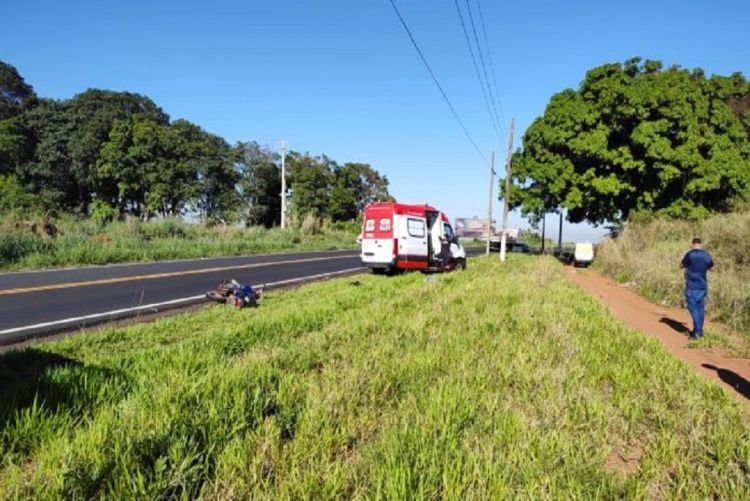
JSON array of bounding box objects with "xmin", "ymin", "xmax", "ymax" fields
[{"xmin": 680, "ymin": 237, "xmax": 714, "ymax": 339}]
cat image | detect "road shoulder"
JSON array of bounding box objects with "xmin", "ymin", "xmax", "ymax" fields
[{"xmin": 565, "ymin": 266, "xmax": 750, "ymax": 405}]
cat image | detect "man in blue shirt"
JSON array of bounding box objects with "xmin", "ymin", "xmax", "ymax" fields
[{"xmin": 680, "ymin": 237, "xmax": 714, "ymax": 339}]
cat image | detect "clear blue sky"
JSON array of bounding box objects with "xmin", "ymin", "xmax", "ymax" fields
[{"xmin": 3, "ymin": 0, "xmax": 749, "ymax": 241}]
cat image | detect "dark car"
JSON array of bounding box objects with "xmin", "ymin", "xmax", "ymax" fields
[
  {"xmin": 489, "ymin": 239, "xmax": 532, "ymax": 253},
  {"xmin": 507, "ymin": 242, "xmax": 531, "ymax": 253}
]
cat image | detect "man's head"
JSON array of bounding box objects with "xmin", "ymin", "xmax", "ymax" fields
[{"xmin": 691, "ymin": 237, "xmax": 702, "ymax": 249}]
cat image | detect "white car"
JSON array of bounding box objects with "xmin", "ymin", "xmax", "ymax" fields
[{"xmin": 574, "ymin": 242, "xmax": 594, "ymax": 267}]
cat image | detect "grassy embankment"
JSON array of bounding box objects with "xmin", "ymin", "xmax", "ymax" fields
[
  {"xmin": 596, "ymin": 212, "xmax": 750, "ymax": 341},
  {"xmin": 0, "ymin": 215, "xmax": 358, "ymax": 271},
  {"xmin": 1, "ymin": 257, "xmax": 749, "ymax": 498}
]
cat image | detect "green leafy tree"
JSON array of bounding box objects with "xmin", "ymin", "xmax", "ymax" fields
[
  {"xmin": 0, "ymin": 61, "xmax": 37, "ymax": 120},
  {"xmin": 236, "ymin": 141, "xmax": 281, "ymax": 228},
  {"xmin": 171, "ymin": 120, "xmax": 238, "ymax": 223},
  {"xmin": 509, "ymin": 58, "xmax": 750, "ymax": 225},
  {"xmin": 286, "ymin": 152, "xmax": 333, "ymax": 218},
  {"xmin": 0, "ymin": 174, "xmax": 39, "ymax": 213},
  {"xmin": 95, "ymin": 115, "xmax": 199, "ymax": 218},
  {"xmin": 0, "ymin": 116, "xmax": 33, "ymax": 174},
  {"xmin": 16, "ymin": 90, "xmax": 168, "ymax": 212},
  {"xmin": 329, "ymin": 163, "xmax": 391, "ymax": 221}
]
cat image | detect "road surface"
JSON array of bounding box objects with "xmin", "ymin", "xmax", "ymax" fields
[{"xmin": 0, "ymin": 248, "xmax": 483, "ymax": 345}]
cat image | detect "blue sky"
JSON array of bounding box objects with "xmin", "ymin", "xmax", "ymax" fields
[{"xmin": 2, "ymin": 0, "xmax": 748, "ymax": 242}]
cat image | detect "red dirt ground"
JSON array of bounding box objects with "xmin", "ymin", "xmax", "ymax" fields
[{"xmin": 565, "ymin": 267, "xmax": 750, "ymax": 405}]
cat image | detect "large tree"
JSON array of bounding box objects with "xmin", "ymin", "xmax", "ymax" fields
[
  {"xmin": 95, "ymin": 115, "xmax": 201, "ymax": 218},
  {"xmin": 0, "ymin": 61, "xmax": 37, "ymax": 120},
  {"xmin": 286, "ymin": 152, "xmax": 333, "ymax": 218},
  {"xmin": 171, "ymin": 119, "xmax": 238, "ymax": 223},
  {"xmin": 17, "ymin": 90, "xmax": 168, "ymax": 212},
  {"xmin": 236, "ymin": 141, "xmax": 281, "ymax": 227},
  {"xmin": 329, "ymin": 162, "xmax": 391, "ymax": 221},
  {"xmin": 507, "ymin": 58, "xmax": 750, "ymax": 225}
]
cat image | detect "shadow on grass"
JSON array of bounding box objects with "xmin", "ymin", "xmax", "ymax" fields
[
  {"xmin": 702, "ymin": 363, "xmax": 750, "ymax": 401},
  {"xmin": 659, "ymin": 316, "xmax": 691, "ymax": 335},
  {"xmin": 0, "ymin": 348, "xmax": 126, "ymax": 426}
]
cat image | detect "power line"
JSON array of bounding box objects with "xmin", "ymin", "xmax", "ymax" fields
[
  {"xmin": 475, "ymin": 0, "xmax": 507, "ymax": 124},
  {"xmin": 464, "ymin": 0, "xmax": 504, "ymax": 139},
  {"xmin": 388, "ymin": 0, "xmax": 489, "ymax": 166},
  {"xmin": 453, "ymin": 0, "xmax": 504, "ymax": 146}
]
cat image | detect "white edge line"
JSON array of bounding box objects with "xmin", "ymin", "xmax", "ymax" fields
[{"xmin": 0, "ymin": 267, "xmax": 366, "ymax": 336}]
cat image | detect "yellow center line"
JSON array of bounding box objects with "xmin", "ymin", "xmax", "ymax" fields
[{"xmin": 0, "ymin": 254, "xmax": 358, "ymax": 296}]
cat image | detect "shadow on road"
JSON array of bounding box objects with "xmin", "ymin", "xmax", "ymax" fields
[
  {"xmin": 659, "ymin": 316, "xmax": 691, "ymax": 335},
  {"xmin": 702, "ymin": 363, "xmax": 750, "ymax": 401}
]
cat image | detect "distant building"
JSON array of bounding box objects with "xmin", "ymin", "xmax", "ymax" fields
[{"xmin": 455, "ymin": 216, "xmax": 496, "ymax": 239}]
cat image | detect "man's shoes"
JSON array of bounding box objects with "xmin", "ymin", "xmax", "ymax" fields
[{"xmin": 688, "ymin": 331, "xmax": 703, "ymax": 340}]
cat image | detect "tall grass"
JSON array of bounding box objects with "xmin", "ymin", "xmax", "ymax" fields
[
  {"xmin": 0, "ymin": 215, "xmax": 358, "ymax": 270},
  {"xmin": 596, "ymin": 212, "xmax": 750, "ymax": 332},
  {"xmin": 0, "ymin": 257, "xmax": 748, "ymax": 498}
]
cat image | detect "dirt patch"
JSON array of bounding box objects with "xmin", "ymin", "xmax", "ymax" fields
[
  {"xmin": 565, "ymin": 267, "xmax": 750, "ymax": 405},
  {"xmin": 605, "ymin": 438, "xmax": 644, "ymax": 476}
]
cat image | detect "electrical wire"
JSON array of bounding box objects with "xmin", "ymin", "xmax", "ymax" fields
[
  {"xmin": 453, "ymin": 0, "xmax": 504, "ymax": 146},
  {"xmin": 475, "ymin": 0, "xmax": 507, "ymax": 125},
  {"xmin": 464, "ymin": 0, "xmax": 505, "ymax": 138},
  {"xmin": 388, "ymin": 0, "xmax": 489, "ymax": 166}
]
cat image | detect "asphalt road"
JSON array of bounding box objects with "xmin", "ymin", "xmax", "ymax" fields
[
  {"xmin": 0, "ymin": 247, "xmax": 485, "ymax": 345},
  {"xmin": 0, "ymin": 250, "xmax": 363, "ymax": 344}
]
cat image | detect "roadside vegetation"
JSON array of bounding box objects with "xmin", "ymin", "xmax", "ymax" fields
[
  {"xmin": 1, "ymin": 257, "xmax": 748, "ymax": 498},
  {"xmin": 596, "ymin": 211, "xmax": 750, "ymax": 336},
  {"xmin": 0, "ymin": 213, "xmax": 359, "ymax": 271},
  {"xmin": 0, "ymin": 59, "xmax": 390, "ymax": 270}
]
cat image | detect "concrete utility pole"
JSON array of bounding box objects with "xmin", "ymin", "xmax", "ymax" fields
[
  {"xmin": 500, "ymin": 119, "xmax": 515, "ymax": 263},
  {"xmin": 279, "ymin": 139, "xmax": 287, "ymax": 229},
  {"xmin": 485, "ymin": 151, "xmax": 496, "ymax": 256},
  {"xmin": 557, "ymin": 210, "xmax": 563, "ymax": 252},
  {"xmin": 540, "ymin": 214, "xmax": 546, "ymax": 254}
]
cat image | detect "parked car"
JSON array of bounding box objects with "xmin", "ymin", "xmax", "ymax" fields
[
  {"xmin": 573, "ymin": 242, "xmax": 594, "ymax": 267},
  {"xmin": 489, "ymin": 238, "xmax": 531, "ymax": 254},
  {"xmin": 507, "ymin": 242, "xmax": 531, "ymax": 253}
]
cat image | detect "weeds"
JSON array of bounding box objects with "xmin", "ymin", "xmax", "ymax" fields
[
  {"xmin": 0, "ymin": 257, "xmax": 748, "ymax": 498},
  {"xmin": 596, "ymin": 212, "xmax": 750, "ymax": 334},
  {"xmin": 0, "ymin": 215, "xmax": 357, "ymax": 270}
]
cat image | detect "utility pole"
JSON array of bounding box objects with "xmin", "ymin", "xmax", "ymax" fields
[
  {"xmin": 500, "ymin": 119, "xmax": 515, "ymax": 263},
  {"xmin": 541, "ymin": 214, "xmax": 546, "ymax": 254},
  {"xmin": 279, "ymin": 139, "xmax": 287, "ymax": 229},
  {"xmin": 557, "ymin": 210, "xmax": 563, "ymax": 252},
  {"xmin": 485, "ymin": 151, "xmax": 496, "ymax": 256}
]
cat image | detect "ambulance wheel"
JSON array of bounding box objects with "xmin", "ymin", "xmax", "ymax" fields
[
  {"xmin": 457, "ymin": 258, "xmax": 467, "ymax": 270},
  {"xmin": 372, "ymin": 268, "xmax": 386, "ymax": 275}
]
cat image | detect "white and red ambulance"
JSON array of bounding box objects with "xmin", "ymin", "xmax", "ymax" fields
[{"xmin": 360, "ymin": 202, "xmax": 466, "ymax": 274}]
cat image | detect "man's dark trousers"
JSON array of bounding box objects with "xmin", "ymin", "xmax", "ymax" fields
[{"xmin": 685, "ymin": 288, "xmax": 706, "ymax": 337}]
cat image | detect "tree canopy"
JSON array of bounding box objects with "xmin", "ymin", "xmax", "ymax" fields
[
  {"xmin": 0, "ymin": 61, "xmax": 37, "ymax": 120},
  {"xmin": 507, "ymin": 58, "xmax": 750, "ymax": 225},
  {"xmin": 0, "ymin": 60, "xmax": 391, "ymax": 225}
]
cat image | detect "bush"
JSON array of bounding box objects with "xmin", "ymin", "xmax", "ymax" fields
[{"xmin": 0, "ymin": 231, "xmax": 52, "ymax": 264}]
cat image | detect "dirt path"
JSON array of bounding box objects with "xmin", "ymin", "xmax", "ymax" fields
[{"xmin": 565, "ymin": 267, "xmax": 750, "ymax": 404}]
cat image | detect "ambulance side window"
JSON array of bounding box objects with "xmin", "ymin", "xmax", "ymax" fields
[
  {"xmin": 443, "ymin": 223, "xmax": 454, "ymax": 240},
  {"xmin": 407, "ymin": 218, "xmax": 425, "ymax": 238}
]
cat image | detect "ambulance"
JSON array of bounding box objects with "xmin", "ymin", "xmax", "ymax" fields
[{"xmin": 360, "ymin": 202, "xmax": 466, "ymax": 274}]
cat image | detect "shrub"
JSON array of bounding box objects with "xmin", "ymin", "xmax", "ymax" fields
[{"xmin": 0, "ymin": 230, "xmax": 52, "ymax": 264}]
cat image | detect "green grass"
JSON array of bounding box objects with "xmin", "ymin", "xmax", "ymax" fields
[
  {"xmin": 0, "ymin": 215, "xmax": 358, "ymax": 271},
  {"xmin": 1, "ymin": 257, "xmax": 748, "ymax": 498}
]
